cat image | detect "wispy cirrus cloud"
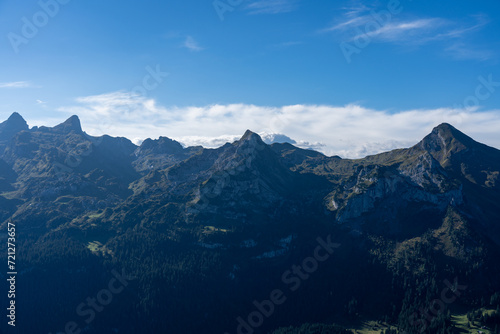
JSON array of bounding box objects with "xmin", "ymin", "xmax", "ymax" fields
[
  {"xmin": 273, "ymin": 41, "xmax": 303, "ymax": 48},
  {"xmin": 354, "ymin": 18, "xmax": 447, "ymax": 42},
  {"xmin": 245, "ymin": 0, "xmax": 299, "ymax": 15},
  {"xmin": 182, "ymin": 36, "xmax": 204, "ymax": 52},
  {"xmin": 0, "ymin": 81, "xmax": 33, "ymax": 88},
  {"xmin": 57, "ymin": 91, "xmax": 500, "ymax": 159},
  {"xmin": 445, "ymin": 43, "xmax": 493, "ymax": 61},
  {"xmin": 324, "ymin": 5, "xmax": 493, "ymax": 61}
]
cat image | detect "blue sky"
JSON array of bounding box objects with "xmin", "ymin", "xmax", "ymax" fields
[{"xmin": 0, "ymin": 0, "xmax": 499, "ymax": 157}]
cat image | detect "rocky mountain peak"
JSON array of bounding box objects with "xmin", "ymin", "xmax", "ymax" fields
[
  {"xmin": 423, "ymin": 123, "xmax": 477, "ymax": 150},
  {"xmin": 6, "ymin": 112, "xmax": 27, "ymax": 126},
  {"xmin": 0, "ymin": 112, "xmax": 29, "ymax": 132},
  {"xmin": 0, "ymin": 112, "xmax": 29, "ymax": 142},
  {"xmin": 139, "ymin": 136, "xmax": 184, "ymax": 155},
  {"xmin": 53, "ymin": 115, "xmax": 82, "ymax": 133},
  {"xmin": 418, "ymin": 123, "xmax": 480, "ymax": 166},
  {"xmin": 240, "ymin": 130, "xmax": 263, "ymax": 143},
  {"xmin": 237, "ymin": 130, "xmax": 267, "ymax": 151}
]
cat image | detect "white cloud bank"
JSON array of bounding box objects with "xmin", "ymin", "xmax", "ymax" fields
[{"xmin": 57, "ymin": 91, "xmax": 500, "ymax": 159}]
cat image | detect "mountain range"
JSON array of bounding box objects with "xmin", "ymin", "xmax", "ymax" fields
[{"xmin": 1, "ymin": 113, "xmax": 500, "ymax": 334}]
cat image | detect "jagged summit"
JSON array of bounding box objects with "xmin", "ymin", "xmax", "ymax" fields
[
  {"xmin": 138, "ymin": 136, "xmax": 184, "ymax": 155},
  {"xmin": 240, "ymin": 129, "xmax": 262, "ymax": 142},
  {"xmin": 412, "ymin": 123, "xmax": 500, "ymax": 187},
  {"xmin": 6, "ymin": 112, "xmax": 26, "ymax": 123},
  {"xmin": 0, "ymin": 112, "xmax": 29, "ymax": 142},
  {"xmin": 53, "ymin": 115, "xmax": 82, "ymax": 133},
  {"xmin": 432, "ymin": 123, "xmax": 476, "ymax": 145},
  {"xmin": 1, "ymin": 112, "xmax": 28, "ymax": 129},
  {"xmin": 238, "ymin": 130, "xmax": 266, "ymax": 149},
  {"xmin": 418, "ymin": 123, "xmax": 487, "ymax": 165}
]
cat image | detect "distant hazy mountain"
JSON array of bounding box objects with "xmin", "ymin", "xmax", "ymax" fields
[{"xmin": 1, "ymin": 113, "xmax": 499, "ymax": 334}]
